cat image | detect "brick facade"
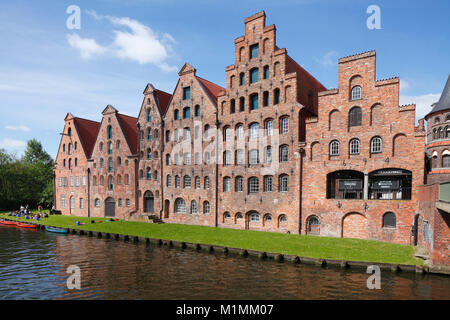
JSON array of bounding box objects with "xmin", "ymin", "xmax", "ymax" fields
[
  {"xmin": 53, "ymin": 11, "xmax": 448, "ymax": 258},
  {"xmin": 302, "ymin": 51, "xmax": 426, "ymax": 245}
]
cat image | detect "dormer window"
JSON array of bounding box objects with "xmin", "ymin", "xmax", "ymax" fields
[
  {"xmin": 250, "ymin": 44, "xmax": 259, "ymax": 59},
  {"xmin": 183, "ymin": 87, "xmax": 190, "ymax": 100},
  {"xmin": 351, "ymin": 86, "xmax": 362, "ymax": 100}
]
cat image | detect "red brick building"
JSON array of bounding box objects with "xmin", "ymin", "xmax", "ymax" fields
[
  {"xmin": 88, "ymin": 105, "xmax": 138, "ymax": 219},
  {"xmin": 416, "ymin": 76, "xmax": 450, "ymax": 266},
  {"xmin": 137, "ymin": 84, "xmax": 172, "ymax": 218},
  {"xmin": 54, "ymin": 113, "xmax": 100, "ymax": 216},
  {"xmin": 53, "ymin": 12, "xmax": 448, "ymax": 261},
  {"xmin": 216, "ymin": 11, "xmax": 325, "ymax": 233},
  {"xmin": 162, "ymin": 63, "xmax": 224, "ymax": 226},
  {"xmin": 302, "ymin": 51, "xmax": 426, "ymax": 244}
]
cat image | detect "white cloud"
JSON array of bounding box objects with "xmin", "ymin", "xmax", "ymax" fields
[
  {"xmin": 0, "ymin": 138, "xmax": 26, "ymax": 151},
  {"xmin": 5, "ymin": 125, "xmax": 30, "ymax": 132},
  {"xmin": 316, "ymin": 51, "xmax": 339, "ymax": 68},
  {"xmin": 400, "ymin": 79, "xmax": 409, "ymax": 93},
  {"xmin": 66, "ymin": 33, "xmax": 106, "ymax": 59},
  {"xmin": 400, "ymin": 93, "xmax": 440, "ymax": 122},
  {"xmin": 68, "ymin": 10, "xmax": 177, "ymax": 71}
]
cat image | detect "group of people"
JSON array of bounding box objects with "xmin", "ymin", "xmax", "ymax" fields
[{"xmin": 9, "ymin": 205, "xmax": 49, "ymax": 220}]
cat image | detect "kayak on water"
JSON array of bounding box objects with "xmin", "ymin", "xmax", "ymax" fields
[
  {"xmin": 45, "ymin": 226, "xmax": 68, "ymax": 234},
  {"xmin": 15, "ymin": 222, "xmax": 37, "ymax": 229},
  {"xmin": 0, "ymin": 219, "xmax": 18, "ymax": 226}
]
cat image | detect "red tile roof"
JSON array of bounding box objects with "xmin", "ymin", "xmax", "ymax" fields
[
  {"xmin": 196, "ymin": 76, "xmax": 225, "ymax": 105},
  {"xmin": 73, "ymin": 117, "xmax": 101, "ymax": 158},
  {"xmin": 117, "ymin": 113, "xmax": 138, "ymax": 155},
  {"xmin": 155, "ymin": 89, "xmax": 172, "ymax": 116}
]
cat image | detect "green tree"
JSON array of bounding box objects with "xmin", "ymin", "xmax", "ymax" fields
[{"xmin": 22, "ymin": 139, "xmax": 53, "ymax": 167}]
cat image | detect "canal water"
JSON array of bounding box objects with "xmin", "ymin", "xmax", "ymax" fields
[{"xmin": 0, "ymin": 225, "xmax": 449, "ymax": 300}]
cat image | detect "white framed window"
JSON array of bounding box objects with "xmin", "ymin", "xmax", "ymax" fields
[
  {"xmin": 236, "ymin": 149, "xmax": 245, "ymax": 165},
  {"xmin": 248, "ymin": 177, "xmax": 259, "ymax": 193},
  {"xmin": 118, "ymin": 199, "xmax": 122, "ymax": 207},
  {"xmin": 265, "ymin": 146, "xmax": 272, "ymax": 164},
  {"xmin": 183, "ymin": 175, "xmax": 191, "ymax": 188},
  {"xmin": 203, "ymin": 201, "xmax": 210, "ymax": 214},
  {"xmin": 191, "ymin": 200, "xmax": 197, "ymax": 214},
  {"xmin": 183, "ymin": 152, "xmax": 191, "ymax": 165},
  {"xmin": 126, "ymin": 199, "xmax": 130, "ymax": 207},
  {"xmin": 167, "ymin": 175, "xmax": 172, "ymax": 187},
  {"xmin": 249, "ymin": 149, "xmax": 259, "ymax": 165},
  {"xmin": 204, "ymin": 176, "xmax": 210, "ymax": 189},
  {"xmin": 281, "ymin": 117, "xmax": 289, "ymax": 134},
  {"xmin": 61, "ymin": 195, "xmax": 66, "ymax": 209},
  {"xmin": 183, "ymin": 127, "xmax": 190, "ymax": 140},
  {"xmin": 195, "ymin": 176, "xmax": 200, "ymax": 189},
  {"xmin": 175, "ymin": 175, "xmax": 180, "ymax": 188},
  {"xmin": 266, "ymin": 120, "xmax": 273, "ymax": 136},
  {"xmin": 264, "ymin": 176, "xmax": 273, "ymax": 192},
  {"xmin": 59, "ymin": 177, "xmax": 62, "ymax": 187},
  {"xmin": 236, "ymin": 125, "xmax": 244, "ymax": 140},
  {"xmin": 279, "ymin": 175, "xmax": 289, "ymax": 192},
  {"xmin": 70, "ymin": 176, "xmax": 74, "ymax": 187},
  {"xmin": 371, "ymin": 136, "xmax": 382, "ymax": 154},
  {"xmin": 280, "ymin": 145, "xmax": 289, "ymax": 162},
  {"xmin": 194, "ymin": 152, "xmax": 200, "ymax": 165},
  {"xmin": 95, "ymin": 199, "xmax": 100, "ymax": 207},
  {"xmin": 351, "ymin": 86, "xmax": 362, "ymax": 100},
  {"xmin": 175, "ymin": 198, "xmax": 186, "ymax": 213},
  {"xmin": 250, "ymin": 213, "xmax": 260, "ymax": 222},
  {"xmin": 76, "ymin": 176, "xmax": 80, "ymax": 187},
  {"xmin": 223, "ymin": 177, "xmax": 231, "ymax": 192},
  {"xmin": 235, "ymin": 176, "xmax": 243, "ymax": 192},
  {"xmin": 82, "ymin": 176, "xmax": 86, "ymax": 186},
  {"xmin": 330, "ymin": 140, "xmax": 340, "ymax": 156},
  {"xmin": 349, "ymin": 138, "xmax": 360, "ymax": 155},
  {"xmin": 79, "ymin": 198, "xmax": 84, "ymax": 209},
  {"xmin": 249, "ymin": 123, "xmax": 259, "ymax": 140}
]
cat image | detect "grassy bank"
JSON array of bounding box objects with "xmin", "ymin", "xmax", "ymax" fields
[{"xmin": 0, "ymin": 213, "xmax": 423, "ymax": 266}]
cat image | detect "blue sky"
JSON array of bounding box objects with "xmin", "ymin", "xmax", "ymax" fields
[{"xmin": 0, "ymin": 0, "xmax": 449, "ymax": 159}]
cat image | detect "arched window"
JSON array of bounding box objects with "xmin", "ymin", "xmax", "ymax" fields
[
  {"xmin": 236, "ymin": 124, "xmax": 244, "ymax": 140},
  {"xmin": 224, "ymin": 212, "xmax": 231, "ymax": 220},
  {"xmin": 95, "ymin": 199, "xmax": 100, "ymax": 208},
  {"xmin": 349, "ymin": 107, "xmax": 362, "ymax": 127},
  {"xmin": 191, "ymin": 200, "xmax": 197, "ymax": 214},
  {"xmin": 236, "ymin": 149, "xmax": 245, "ymax": 165},
  {"xmin": 195, "ymin": 105, "xmax": 200, "ymax": 117},
  {"xmin": 371, "ymin": 137, "xmax": 382, "ymax": 154},
  {"xmin": 264, "ymin": 146, "xmax": 272, "ymax": 164},
  {"xmin": 223, "ymin": 151, "xmax": 231, "ymax": 166},
  {"xmin": 235, "ymin": 176, "xmax": 244, "ymax": 192},
  {"xmin": 68, "ymin": 128, "xmax": 72, "ymax": 137},
  {"xmin": 175, "ymin": 198, "xmax": 186, "ymax": 213},
  {"xmin": 250, "ymin": 212, "xmax": 260, "ymax": 222},
  {"xmin": 108, "ymin": 176, "xmax": 113, "ymax": 190},
  {"xmin": 166, "ymin": 175, "xmax": 172, "ymax": 187},
  {"xmin": 443, "ymin": 154, "xmax": 450, "ymax": 168},
  {"xmin": 147, "ymin": 148, "xmax": 152, "ymax": 160},
  {"xmin": 263, "ymin": 91, "xmax": 269, "ymax": 107},
  {"xmin": 147, "ymin": 108, "xmax": 152, "ymax": 122},
  {"xmin": 239, "ymin": 97, "xmax": 245, "ymax": 112},
  {"xmin": 250, "ymin": 68, "xmax": 259, "ymax": 84},
  {"xmin": 280, "ymin": 117, "xmax": 289, "ymax": 134},
  {"xmin": 107, "ymin": 126, "xmax": 112, "ymax": 139},
  {"xmin": 99, "ymin": 142, "xmax": 104, "ymax": 152},
  {"xmin": 239, "ymin": 72, "xmax": 245, "ymax": 86},
  {"xmin": 279, "ymin": 174, "xmax": 289, "ymax": 192},
  {"xmin": 223, "ymin": 177, "xmax": 231, "ymax": 192},
  {"xmin": 382, "ymin": 212, "xmax": 396, "ymax": 228},
  {"xmin": 203, "ymin": 201, "xmax": 210, "ymax": 214},
  {"xmin": 280, "ymin": 145, "xmax": 289, "ymax": 162},
  {"xmin": 183, "ymin": 107, "xmax": 190, "ymax": 119},
  {"xmin": 195, "ymin": 176, "xmax": 200, "ymax": 189},
  {"xmin": 351, "ymin": 86, "xmax": 362, "ymax": 100},
  {"xmin": 250, "ymin": 93, "xmax": 258, "ymax": 110},
  {"xmin": 68, "ymin": 158, "xmax": 72, "ymax": 169},
  {"xmin": 174, "ymin": 109, "xmax": 179, "ymax": 120},
  {"xmin": 117, "ymin": 175, "xmax": 122, "ymax": 185},
  {"xmin": 125, "ymin": 174, "xmax": 129, "ymax": 185},
  {"xmin": 307, "ymin": 216, "xmax": 320, "ymax": 235},
  {"xmin": 248, "ymin": 177, "xmax": 259, "ymax": 193},
  {"xmin": 273, "ymin": 88, "xmax": 280, "ymax": 105},
  {"xmin": 264, "ymin": 175, "xmax": 273, "ymax": 192},
  {"xmin": 204, "ymin": 124, "xmax": 210, "ymax": 139},
  {"xmin": 263, "ymin": 65, "xmax": 270, "ymax": 79},
  {"xmin": 175, "ymin": 175, "xmax": 180, "ymax": 188},
  {"xmin": 330, "ymin": 140, "xmax": 340, "ymax": 156},
  {"xmin": 183, "ymin": 175, "xmax": 191, "ymax": 188},
  {"xmin": 147, "ymin": 128, "xmax": 152, "ymax": 141},
  {"xmin": 223, "ymin": 126, "xmax": 231, "ymax": 141},
  {"xmin": 108, "ymin": 158, "xmax": 113, "ymax": 172},
  {"xmin": 249, "ymin": 149, "xmax": 259, "ymax": 165},
  {"xmin": 249, "ymin": 123, "xmax": 259, "ymax": 140},
  {"xmin": 93, "ymin": 176, "xmax": 97, "ymax": 186},
  {"xmin": 204, "ymin": 176, "xmax": 210, "ymax": 189},
  {"xmin": 146, "ymin": 167, "xmax": 151, "ymax": 180},
  {"xmin": 117, "ymin": 157, "xmax": 122, "ymax": 167},
  {"xmin": 230, "ymin": 99, "xmax": 236, "ymax": 114},
  {"xmin": 265, "ymin": 119, "xmax": 273, "ymax": 136},
  {"xmin": 264, "ymin": 214, "xmax": 272, "ymax": 222},
  {"xmin": 435, "ymin": 117, "xmax": 440, "ymax": 124},
  {"xmin": 349, "ymin": 138, "xmax": 360, "ymax": 155}
]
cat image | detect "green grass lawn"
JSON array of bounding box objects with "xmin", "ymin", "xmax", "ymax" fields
[{"xmin": 0, "ymin": 212, "xmax": 423, "ymax": 266}]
